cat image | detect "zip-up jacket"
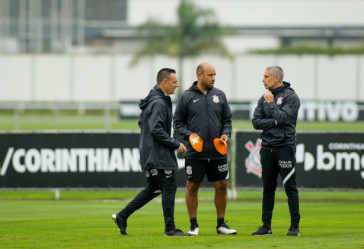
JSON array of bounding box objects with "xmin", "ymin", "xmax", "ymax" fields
[
  {"xmin": 138, "ymin": 85, "xmax": 180, "ymax": 171},
  {"xmin": 174, "ymin": 81, "xmax": 232, "ymax": 159},
  {"xmin": 252, "ymin": 81, "xmax": 300, "ymax": 148}
]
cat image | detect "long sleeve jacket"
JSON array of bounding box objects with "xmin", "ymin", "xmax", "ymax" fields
[
  {"xmin": 174, "ymin": 82, "xmax": 232, "ymax": 159},
  {"xmin": 252, "ymin": 81, "xmax": 300, "ymax": 148},
  {"xmin": 138, "ymin": 85, "xmax": 180, "ymax": 171}
]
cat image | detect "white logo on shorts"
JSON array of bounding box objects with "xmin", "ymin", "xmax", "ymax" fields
[
  {"xmin": 217, "ymin": 163, "xmax": 229, "ymax": 172},
  {"xmin": 279, "ymin": 160, "xmax": 292, "ymax": 168},
  {"xmin": 186, "ymin": 166, "xmax": 192, "ymax": 175},
  {"xmin": 165, "ymin": 170, "xmax": 173, "ymax": 178}
]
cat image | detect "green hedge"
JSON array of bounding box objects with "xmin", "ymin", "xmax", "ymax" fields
[{"xmin": 250, "ymin": 44, "xmax": 364, "ymax": 56}]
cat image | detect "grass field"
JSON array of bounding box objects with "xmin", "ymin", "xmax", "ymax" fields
[
  {"xmin": 1, "ymin": 190, "xmax": 364, "ymax": 249},
  {"xmin": 1, "ymin": 114, "xmax": 364, "ymax": 131},
  {"xmin": 0, "ymin": 114, "xmax": 363, "ymax": 248}
]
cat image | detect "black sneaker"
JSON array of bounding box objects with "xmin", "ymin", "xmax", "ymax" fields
[
  {"xmin": 287, "ymin": 226, "xmax": 300, "ymax": 236},
  {"xmin": 112, "ymin": 213, "xmax": 128, "ymax": 235},
  {"xmin": 252, "ymin": 226, "xmax": 272, "ymax": 236},
  {"xmin": 165, "ymin": 228, "xmax": 191, "ymax": 236}
]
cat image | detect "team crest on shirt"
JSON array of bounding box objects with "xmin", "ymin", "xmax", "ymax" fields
[
  {"xmin": 244, "ymin": 138, "xmax": 262, "ymax": 178},
  {"xmin": 212, "ymin": 95, "xmax": 219, "ymax": 103},
  {"xmin": 276, "ymin": 97, "xmax": 283, "ymax": 105}
]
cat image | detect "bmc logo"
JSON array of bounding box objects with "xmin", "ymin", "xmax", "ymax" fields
[{"xmin": 296, "ymin": 143, "xmax": 364, "ymax": 179}]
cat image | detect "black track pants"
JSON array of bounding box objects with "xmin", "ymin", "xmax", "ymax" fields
[
  {"xmin": 260, "ymin": 146, "xmax": 300, "ymax": 228},
  {"xmin": 119, "ymin": 169, "xmax": 177, "ymax": 232}
]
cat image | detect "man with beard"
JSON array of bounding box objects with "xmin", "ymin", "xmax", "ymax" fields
[{"xmin": 174, "ymin": 62, "xmax": 237, "ymax": 236}]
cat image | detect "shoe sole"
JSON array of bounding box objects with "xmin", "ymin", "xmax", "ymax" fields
[
  {"xmin": 217, "ymin": 231, "xmax": 237, "ymax": 235},
  {"xmin": 164, "ymin": 234, "xmax": 191, "ymax": 236},
  {"xmin": 217, "ymin": 230, "xmax": 237, "ymax": 235}
]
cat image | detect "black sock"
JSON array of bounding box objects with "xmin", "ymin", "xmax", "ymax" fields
[
  {"xmin": 190, "ymin": 217, "xmax": 198, "ymax": 227},
  {"xmin": 217, "ymin": 217, "xmax": 225, "ymax": 226}
]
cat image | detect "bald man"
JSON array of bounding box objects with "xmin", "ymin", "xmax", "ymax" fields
[{"xmin": 174, "ymin": 62, "xmax": 236, "ymax": 235}]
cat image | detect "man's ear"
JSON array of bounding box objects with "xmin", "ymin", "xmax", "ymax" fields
[
  {"xmin": 160, "ymin": 79, "xmax": 167, "ymax": 90},
  {"xmin": 162, "ymin": 78, "xmax": 168, "ymax": 87},
  {"xmin": 197, "ymin": 71, "xmax": 202, "ymax": 80}
]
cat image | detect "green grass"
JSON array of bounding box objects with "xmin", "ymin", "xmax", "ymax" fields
[
  {"xmin": 1, "ymin": 115, "xmax": 364, "ymax": 131},
  {"xmin": 0, "ymin": 115, "xmax": 139, "ymax": 131},
  {"xmin": 0, "ymin": 190, "xmax": 364, "ymax": 248}
]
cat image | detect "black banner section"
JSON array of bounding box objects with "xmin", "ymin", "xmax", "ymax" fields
[
  {"xmin": 2, "ymin": 131, "xmax": 364, "ymax": 188},
  {"xmin": 119, "ymin": 101, "xmax": 364, "ymax": 121},
  {"xmin": 0, "ymin": 132, "xmax": 190, "ymax": 188},
  {"xmin": 234, "ymin": 130, "xmax": 364, "ymax": 188}
]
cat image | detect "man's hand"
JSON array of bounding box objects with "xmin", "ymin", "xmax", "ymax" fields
[
  {"xmin": 220, "ymin": 134, "xmax": 229, "ymax": 143},
  {"xmin": 264, "ymin": 91, "xmax": 274, "ymax": 103},
  {"xmin": 177, "ymin": 143, "xmax": 187, "ymax": 153}
]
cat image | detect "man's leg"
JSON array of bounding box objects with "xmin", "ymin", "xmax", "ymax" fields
[
  {"xmin": 113, "ymin": 170, "xmax": 159, "ymax": 235},
  {"xmin": 157, "ymin": 169, "xmax": 177, "ymax": 232},
  {"xmin": 260, "ymin": 148, "xmax": 279, "ymax": 229},
  {"xmin": 284, "ymin": 175, "xmax": 300, "ymax": 227},
  {"xmin": 186, "ymin": 180, "xmax": 201, "ymax": 218},
  {"xmin": 119, "ymin": 172, "xmax": 160, "ymax": 219},
  {"xmin": 278, "ymin": 146, "xmax": 300, "ymax": 235},
  {"xmin": 185, "ymin": 158, "xmax": 206, "ymax": 235},
  {"xmin": 213, "ymin": 179, "xmax": 228, "ymax": 218},
  {"xmin": 209, "ymin": 159, "xmax": 236, "ymax": 235}
]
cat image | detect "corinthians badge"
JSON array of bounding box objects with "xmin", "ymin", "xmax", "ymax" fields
[
  {"xmin": 245, "ymin": 138, "xmax": 262, "ymax": 178},
  {"xmin": 212, "ymin": 95, "xmax": 219, "ymax": 103}
]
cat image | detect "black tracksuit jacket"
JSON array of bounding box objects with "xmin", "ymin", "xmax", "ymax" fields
[
  {"xmin": 138, "ymin": 85, "xmax": 180, "ymax": 171},
  {"xmin": 252, "ymin": 81, "xmax": 300, "ymax": 148},
  {"xmin": 174, "ymin": 82, "xmax": 232, "ymax": 160}
]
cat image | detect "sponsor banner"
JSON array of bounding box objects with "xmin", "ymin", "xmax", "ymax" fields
[
  {"xmin": 235, "ymin": 130, "xmax": 364, "ymax": 188},
  {"xmin": 249, "ymin": 101, "xmax": 364, "ymax": 121},
  {"xmin": 0, "ymin": 132, "xmax": 189, "ymax": 188},
  {"xmin": 120, "ymin": 101, "xmax": 364, "ymax": 121}
]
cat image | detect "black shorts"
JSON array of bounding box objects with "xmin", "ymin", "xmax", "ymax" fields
[{"xmin": 185, "ymin": 158, "xmax": 229, "ymax": 182}]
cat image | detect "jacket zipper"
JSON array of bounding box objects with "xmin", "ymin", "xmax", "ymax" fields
[{"xmin": 205, "ymin": 93, "xmax": 210, "ymax": 160}]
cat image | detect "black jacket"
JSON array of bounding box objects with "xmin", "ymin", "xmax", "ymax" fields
[
  {"xmin": 252, "ymin": 81, "xmax": 300, "ymax": 148},
  {"xmin": 174, "ymin": 82, "xmax": 232, "ymax": 159},
  {"xmin": 138, "ymin": 85, "xmax": 180, "ymax": 171}
]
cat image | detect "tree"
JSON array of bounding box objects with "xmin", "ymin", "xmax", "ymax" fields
[{"xmin": 130, "ymin": 0, "xmax": 235, "ymax": 94}]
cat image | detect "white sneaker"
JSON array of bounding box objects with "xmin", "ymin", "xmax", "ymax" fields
[
  {"xmin": 188, "ymin": 226, "xmax": 199, "ymax": 235},
  {"xmin": 216, "ymin": 222, "xmax": 237, "ymax": 235}
]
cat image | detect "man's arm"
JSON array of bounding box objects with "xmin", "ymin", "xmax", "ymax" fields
[
  {"xmin": 148, "ymin": 101, "xmax": 180, "ymax": 149},
  {"xmin": 268, "ymin": 93, "xmax": 300, "ymax": 125},
  {"xmin": 220, "ymin": 93, "xmax": 232, "ymax": 142},
  {"xmin": 252, "ymin": 96, "xmax": 276, "ymax": 130}
]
